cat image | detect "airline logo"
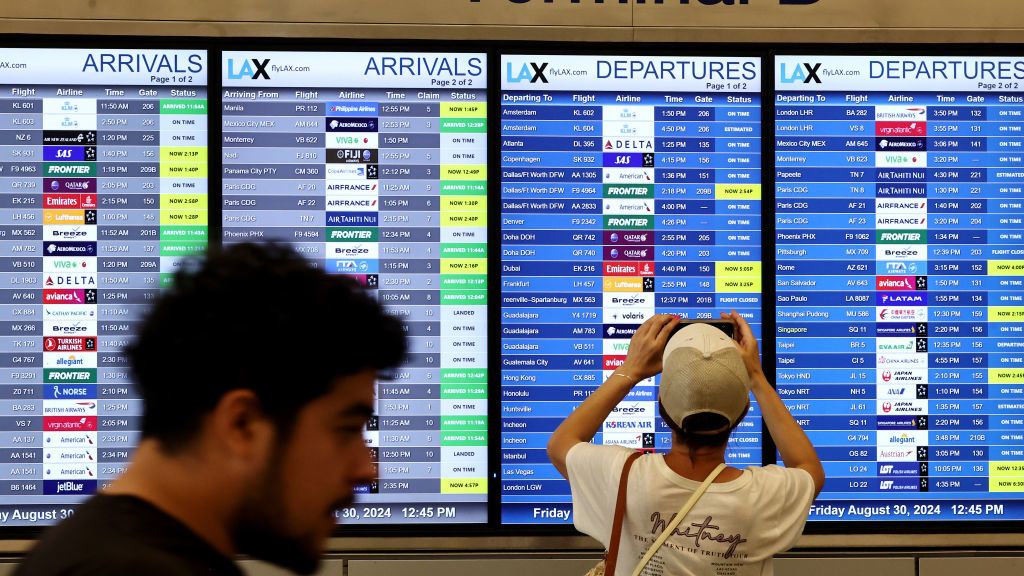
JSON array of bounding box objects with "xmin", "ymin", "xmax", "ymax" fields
[
  {"xmin": 601, "ymin": 433, "xmax": 645, "ymax": 449},
  {"xmin": 45, "ymin": 385, "xmax": 97, "ymax": 400},
  {"xmin": 877, "ymin": 354, "xmax": 929, "ymax": 368},
  {"xmin": 44, "ymin": 226, "xmax": 97, "ymax": 242},
  {"xmin": 329, "ymin": 133, "xmax": 378, "ymax": 148},
  {"xmin": 44, "ymin": 194, "xmax": 97, "ymax": 210},
  {"xmin": 43, "ymin": 353, "xmax": 97, "ymax": 369},
  {"xmin": 876, "ymin": 122, "xmax": 926, "ymax": 137},
  {"xmin": 881, "ymin": 261, "xmax": 921, "ymax": 275},
  {"xmin": 46, "ymin": 178, "xmax": 96, "ymax": 194},
  {"xmin": 876, "ymin": 199, "xmax": 927, "ymax": 213},
  {"xmin": 43, "ymin": 210, "xmax": 86, "ymax": 226},
  {"xmin": 326, "ymin": 117, "xmax": 378, "ymax": 132},
  {"xmin": 878, "ymin": 369, "xmax": 927, "ymax": 385},
  {"xmin": 603, "ymin": 339, "xmax": 633, "ymax": 356},
  {"xmin": 876, "ymin": 152, "xmax": 927, "ymax": 168},
  {"xmin": 329, "ymin": 148, "xmax": 378, "ymax": 164},
  {"xmin": 45, "ymin": 242, "xmax": 97, "ymax": 257},
  {"xmin": 878, "ymin": 400, "xmax": 927, "ymax": 414},
  {"xmin": 876, "ymin": 337, "xmax": 916, "ymax": 352},
  {"xmin": 44, "ymin": 321, "xmax": 96, "ymax": 336},
  {"xmin": 43, "ymin": 336, "xmax": 96, "ymax": 352},
  {"xmin": 605, "ymin": 138, "xmax": 654, "ymax": 151},
  {"xmin": 603, "ymin": 293, "xmax": 654, "ymax": 309},
  {"xmin": 328, "ymin": 228, "xmax": 378, "ymax": 242},
  {"xmin": 602, "ymin": 277, "xmax": 643, "ymax": 292},
  {"xmin": 326, "ymin": 196, "xmax": 378, "ymax": 211},
  {"xmin": 43, "ymin": 415, "xmax": 97, "ymax": 432},
  {"xmin": 604, "ymin": 246, "xmax": 652, "ymax": 261},
  {"xmin": 604, "ymin": 420, "xmax": 653, "ymax": 430},
  {"xmin": 45, "ymin": 449, "xmax": 97, "ymax": 463},
  {"xmin": 326, "ymin": 164, "xmax": 378, "ymax": 180},
  {"xmin": 330, "ymin": 243, "xmax": 379, "ymax": 259},
  {"xmin": 603, "ymin": 199, "xmax": 654, "ymax": 215},
  {"xmin": 875, "ymin": 107, "xmax": 927, "ymax": 121},
  {"xmin": 603, "ymin": 168, "xmax": 654, "ymax": 184},
  {"xmin": 878, "ymin": 292, "xmax": 925, "ymax": 306},
  {"xmin": 875, "ymin": 214, "xmax": 927, "ymax": 229},
  {"xmin": 878, "ymin": 307, "xmax": 928, "ymax": 322},
  {"xmin": 876, "ymin": 276, "xmax": 917, "ymax": 290},
  {"xmin": 877, "ymin": 463, "xmax": 921, "ymax": 476},
  {"xmin": 44, "ymin": 432, "xmax": 97, "ymax": 447},
  {"xmin": 879, "ymin": 245, "xmax": 926, "ymax": 260},
  {"xmin": 876, "ymin": 137, "xmax": 926, "ymax": 151},
  {"xmin": 43, "ymin": 400, "xmax": 98, "ymax": 416},
  {"xmin": 605, "ymin": 106, "xmax": 655, "ymax": 122},
  {"xmin": 609, "ymin": 402, "xmax": 654, "ymax": 419},
  {"xmin": 602, "ymin": 308, "xmax": 653, "ymax": 324},
  {"xmin": 44, "ymin": 275, "xmax": 97, "ymax": 289},
  {"xmin": 880, "ymin": 431, "xmax": 928, "ymax": 445},
  {"xmin": 603, "ymin": 121, "xmax": 654, "ymax": 139},
  {"xmin": 326, "ymin": 182, "xmax": 378, "ymax": 193},
  {"xmin": 43, "ymin": 258, "xmax": 96, "ymax": 274},
  {"xmin": 43, "ymin": 289, "xmax": 97, "ymax": 305},
  {"xmin": 42, "ymin": 464, "xmax": 97, "ymax": 480},
  {"xmin": 605, "ymin": 231, "xmax": 653, "ymax": 244},
  {"xmin": 604, "ymin": 261, "xmax": 655, "ymax": 277},
  {"xmin": 876, "ymin": 447, "xmax": 917, "ymax": 462}
]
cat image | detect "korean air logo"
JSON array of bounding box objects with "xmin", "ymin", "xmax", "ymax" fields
[
  {"xmin": 227, "ymin": 58, "xmax": 271, "ymax": 80},
  {"xmin": 506, "ymin": 62, "xmax": 549, "ymax": 84},
  {"xmin": 780, "ymin": 62, "xmax": 822, "ymax": 84}
]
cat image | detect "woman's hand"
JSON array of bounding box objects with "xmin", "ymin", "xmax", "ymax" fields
[{"xmin": 619, "ymin": 314, "xmax": 680, "ymax": 381}]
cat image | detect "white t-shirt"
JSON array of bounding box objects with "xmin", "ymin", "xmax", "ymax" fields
[{"xmin": 567, "ymin": 443, "xmax": 815, "ymax": 576}]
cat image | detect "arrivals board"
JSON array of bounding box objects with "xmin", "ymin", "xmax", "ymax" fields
[
  {"xmin": 222, "ymin": 51, "xmax": 488, "ymax": 524},
  {"xmin": 775, "ymin": 55, "xmax": 1024, "ymax": 522},
  {"xmin": 500, "ymin": 54, "xmax": 763, "ymax": 524},
  {"xmin": 0, "ymin": 47, "xmax": 208, "ymax": 525}
]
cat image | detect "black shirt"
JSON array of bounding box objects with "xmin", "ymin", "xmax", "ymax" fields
[{"xmin": 15, "ymin": 494, "xmax": 243, "ymax": 576}]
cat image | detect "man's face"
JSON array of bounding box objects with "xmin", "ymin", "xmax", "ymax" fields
[{"xmin": 235, "ymin": 369, "xmax": 376, "ymax": 574}]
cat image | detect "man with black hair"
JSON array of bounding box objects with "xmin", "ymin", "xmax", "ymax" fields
[
  {"xmin": 16, "ymin": 242, "xmax": 407, "ymax": 576},
  {"xmin": 548, "ymin": 312, "xmax": 824, "ymax": 576}
]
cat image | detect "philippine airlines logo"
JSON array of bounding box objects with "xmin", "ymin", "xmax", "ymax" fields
[
  {"xmin": 227, "ymin": 58, "xmax": 270, "ymax": 80},
  {"xmin": 779, "ymin": 62, "xmax": 822, "ymax": 84},
  {"xmin": 506, "ymin": 61, "xmax": 549, "ymax": 84}
]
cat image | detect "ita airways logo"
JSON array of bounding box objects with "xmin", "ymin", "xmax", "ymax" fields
[
  {"xmin": 227, "ymin": 58, "xmax": 271, "ymax": 80},
  {"xmin": 506, "ymin": 61, "xmax": 549, "ymax": 84},
  {"xmin": 779, "ymin": 62, "xmax": 822, "ymax": 84}
]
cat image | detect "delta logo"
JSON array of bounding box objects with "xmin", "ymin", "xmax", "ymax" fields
[
  {"xmin": 605, "ymin": 139, "xmax": 654, "ymax": 151},
  {"xmin": 44, "ymin": 275, "xmax": 96, "ymax": 288}
]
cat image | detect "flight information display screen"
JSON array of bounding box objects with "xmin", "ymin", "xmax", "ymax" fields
[
  {"xmin": 500, "ymin": 54, "xmax": 763, "ymax": 524},
  {"xmin": 775, "ymin": 55, "xmax": 1024, "ymax": 522},
  {"xmin": 222, "ymin": 51, "xmax": 488, "ymax": 524},
  {"xmin": 0, "ymin": 47, "xmax": 208, "ymax": 525}
]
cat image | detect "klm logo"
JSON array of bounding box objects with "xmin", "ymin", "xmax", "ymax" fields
[
  {"xmin": 227, "ymin": 58, "xmax": 271, "ymax": 80},
  {"xmin": 780, "ymin": 62, "xmax": 822, "ymax": 84},
  {"xmin": 506, "ymin": 62, "xmax": 548, "ymax": 84}
]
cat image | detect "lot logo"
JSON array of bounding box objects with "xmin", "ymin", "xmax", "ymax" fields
[
  {"xmin": 227, "ymin": 58, "xmax": 271, "ymax": 80},
  {"xmin": 506, "ymin": 62, "xmax": 548, "ymax": 84},
  {"xmin": 780, "ymin": 62, "xmax": 822, "ymax": 84}
]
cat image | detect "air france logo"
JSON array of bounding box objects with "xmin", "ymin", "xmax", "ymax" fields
[
  {"xmin": 507, "ymin": 62, "xmax": 549, "ymax": 84},
  {"xmin": 780, "ymin": 62, "xmax": 822, "ymax": 84},
  {"xmin": 227, "ymin": 58, "xmax": 271, "ymax": 80}
]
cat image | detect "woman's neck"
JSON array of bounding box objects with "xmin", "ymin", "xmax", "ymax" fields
[{"xmin": 663, "ymin": 445, "xmax": 743, "ymax": 483}]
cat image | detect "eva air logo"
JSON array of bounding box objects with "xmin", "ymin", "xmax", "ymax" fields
[
  {"xmin": 780, "ymin": 62, "xmax": 822, "ymax": 84},
  {"xmin": 227, "ymin": 58, "xmax": 271, "ymax": 80},
  {"xmin": 506, "ymin": 62, "xmax": 548, "ymax": 84}
]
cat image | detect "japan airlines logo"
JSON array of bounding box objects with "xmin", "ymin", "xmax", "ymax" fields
[
  {"xmin": 780, "ymin": 62, "xmax": 822, "ymax": 84},
  {"xmin": 506, "ymin": 62, "xmax": 549, "ymax": 84},
  {"xmin": 227, "ymin": 58, "xmax": 271, "ymax": 80}
]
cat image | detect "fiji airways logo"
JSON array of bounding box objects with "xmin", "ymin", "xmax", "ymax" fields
[
  {"xmin": 780, "ymin": 62, "xmax": 822, "ymax": 84},
  {"xmin": 506, "ymin": 62, "xmax": 549, "ymax": 84},
  {"xmin": 227, "ymin": 58, "xmax": 271, "ymax": 80}
]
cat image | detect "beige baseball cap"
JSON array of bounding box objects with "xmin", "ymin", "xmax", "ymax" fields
[{"xmin": 659, "ymin": 322, "xmax": 751, "ymax": 432}]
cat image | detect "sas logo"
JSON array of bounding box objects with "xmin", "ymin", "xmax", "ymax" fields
[
  {"xmin": 779, "ymin": 62, "xmax": 822, "ymax": 84},
  {"xmin": 227, "ymin": 58, "xmax": 271, "ymax": 80},
  {"xmin": 506, "ymin": 62, "xmax": 549, "ymax": 84}
]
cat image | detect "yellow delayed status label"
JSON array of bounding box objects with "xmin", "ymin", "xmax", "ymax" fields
[
  {"xmin": 716, "ymin": 184, "xmax": 761, "ymax": 200},
  {"xmin": 990, "ymin": 260, "xmax": 1024, "ymax": 275},
  {"xmin": 441, "ymin": 259, "xmax": 487, "ymax": 274},
  {"xmin": 441, "ymin": 479, "xmax": 487, "ymax": 494},
  {"xmin": 442, "ymin": 165, "xmax": 486, "ymax": 180}
]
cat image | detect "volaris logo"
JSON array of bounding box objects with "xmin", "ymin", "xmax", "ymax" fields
[{"xmin": 227, "ymin": 58, "xmax": 271, "ymax": 80}]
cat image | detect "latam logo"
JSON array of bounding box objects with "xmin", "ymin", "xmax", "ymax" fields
[{"xmin": 226, "ymin": 58, "xmax": 270, "ymax": 80}]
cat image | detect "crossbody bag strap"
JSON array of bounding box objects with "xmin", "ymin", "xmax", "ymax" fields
[
  {"xmin": 628, "ymin": 462, "xmax": 728, "ymax": 576},
  {"xmin": 604, "ymin": 451, "xmax": 643, "ymax": 576}
]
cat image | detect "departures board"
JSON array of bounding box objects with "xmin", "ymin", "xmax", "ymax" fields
[
  {"xmin": 0, "ymin": 47, "xmax": 208, "ymax": 526},
  {"xmin": 221, "ymin": 51, "xmax": 488, "ymax": 524},
  {"xmin": 499, "ymin": 54, "xmax": 763, "ymax": 524},
  {"xmin": 775, "ymin": 55, "xmax": 1024, "ymax": 522}
]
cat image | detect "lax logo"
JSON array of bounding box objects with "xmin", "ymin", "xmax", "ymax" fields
[
  {"xmin": 227, "ymin": 58, "xmax": 271, "ymax": 80},
  {"xmin": 506, "ymin": 61, "xmax": 549, "ymax": 84},
  {"xmin": 780, "ymin": 62, "xmax": 822, "ymax": 84}
]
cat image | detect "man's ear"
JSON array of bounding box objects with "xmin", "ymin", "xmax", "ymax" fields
[{"xmin": 206, "ymin": 389, "xmax": 275, "ymax": 462}]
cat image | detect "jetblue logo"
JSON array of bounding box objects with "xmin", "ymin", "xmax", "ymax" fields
[
  {"xmin": 507, "ymin": 62, "xmax": 548, "ymax": 84},
  {"xmin": 780, "ymin": 62, "xmax": 822, "ymax": 84},
  {"xmin": 227, "ymin": 58, "xmax": 271, "ymax": 80}
]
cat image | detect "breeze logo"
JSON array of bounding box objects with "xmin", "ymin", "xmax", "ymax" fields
[
  {"xmin": 507, "ymin": 62, "xmax": 549, "ymax": 84},
  {"xmin": 780, "ymin": 62, "xmax": 822, "ymax": 84},
  {"xmin": 227, "ymin": 58, "xmax": 271, "ymax": 80}
]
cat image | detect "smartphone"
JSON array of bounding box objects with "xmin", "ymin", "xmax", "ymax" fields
[{"xmin": 668, "ymin": 318, "xmax": 738, "ymax": 341}]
